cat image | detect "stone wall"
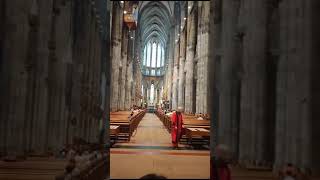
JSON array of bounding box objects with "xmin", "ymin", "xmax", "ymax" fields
[
  {"xmin": 0, "ymin": 0, "xmax": 108, "ymax": 156},
  {"xmin": 209, "ymin": 0, "xmax": 320, "ymax": 173},
  {"xmin": 164, "ymin": 1, "xmax": 211, "ymax": 114},
  {"xmin": 110, "ymin": 1, "xmax": 136, "ymax": 111}
]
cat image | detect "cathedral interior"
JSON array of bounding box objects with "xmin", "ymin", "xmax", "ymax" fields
[{"xmin": 0, "ymin": 0, "xmax": 320, "ymax": 179}]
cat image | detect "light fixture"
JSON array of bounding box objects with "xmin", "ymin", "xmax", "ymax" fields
[
  {"xmin": 178, "ymin": 33, "xmax": 180, "ymax": 36},
  {"xmin": 124, "ymin": 10, "xmax": 127, "ymax": 14},
  {"xmin": 184, "ymin": 17, "xmax": 187, "ymax": 20},
  {"xmin": 188, "ymin": 6, "xmax": 191, "ymax": 9},
  {"xmin": 120, "ymin": 1, "xmax": 124, "ymax": 3},
  {"xmin": 131, "ymin": 36, "xmax": 134, "ymax": 39}
]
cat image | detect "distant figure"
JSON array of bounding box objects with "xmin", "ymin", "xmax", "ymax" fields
[
  {"xmin": 140, "ymin": 173, "xmax": 167, "ymax": 179},
  {"xmin": 279, "ymin": 163, "xmax": 297, "ymax": 180},
  {"xmin": 211, "ymin": 144, "xmax": 232, "ymax": 180},
  {"xmin": 171, "ymin": 106, "xmax": 184, "ymax": 149},
  {"xmin": 197, "ymin": 115, "xmax": 204, "ymax": 120}
]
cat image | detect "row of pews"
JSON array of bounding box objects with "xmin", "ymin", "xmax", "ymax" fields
[
  {"xmin": 156, "ymin": 109, "xmax": 210, "ymax": 146},
  {"xmin": 55, "ymin": 151, "xmax": 109, "ymax": 180},
  {"xmin": 0, "ymin": 145, "xmax": 109, "ymax": 180},
  {"xmin": 110, "ymin": 109, "xmax": 146, "ymax": 143},
  {"xmin": 0, "ymin": 157, "xmax": 67, "ymax": 180}
]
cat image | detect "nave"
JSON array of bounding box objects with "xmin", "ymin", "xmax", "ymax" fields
[
  {"xmin": 1, "ymin": 0, "xmax": 320, "ymax": 179},
  {"xmin": 110, "ymin": 113, "xmax": 210, "ymax": 179}
]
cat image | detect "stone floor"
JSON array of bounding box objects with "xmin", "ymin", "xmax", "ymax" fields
[{"xmin": 110, "ymin": 113, "xmax": 210, "ymax": 179}]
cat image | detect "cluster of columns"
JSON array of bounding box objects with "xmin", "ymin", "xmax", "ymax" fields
[
  {"xmin": 164, "ymin": 1, "xmax": 210, "ymax": 114},
  {"xmin": 0, "ymin": 0, "xmax": 109, "ymax": 156},
  {"xmin": 110, "ymin": 2, "xmax": 136, "ymax": 112},
  {"xmin": 210, "ymin": 0, "xmax": 320, "ymax": 173},
  {"xmin": 110, "ymin": 2, "xmax": 141, "ymax": 111}
]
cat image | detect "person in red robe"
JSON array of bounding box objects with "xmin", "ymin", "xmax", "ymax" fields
[
  {"xmin": 171, "ymin": 107, "xmax": 184, "ymax": 149},
  {"xmin": 211, "ymin": 144, "xmax": 232, "ymax": 180}
]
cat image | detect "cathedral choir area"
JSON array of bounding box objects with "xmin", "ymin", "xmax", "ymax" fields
[
  {"xmin": 109, "ymin": 1, "xmax": 212, "ymax": 179},
  {"xmin": 1, "ymin": 0, "xmax": 320, "ymax": 180}
]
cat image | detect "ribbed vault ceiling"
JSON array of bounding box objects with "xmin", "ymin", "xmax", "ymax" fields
[
  {"xmin": 138, "ymin": 1, "xmax": 173, "ymax": 52},
  {"xmin": 138, "ymin": 1, "xmax": 172, "ymax": 46},
  {"xmin": 137, "ymin": 1, "xmax": 174, "ymax": 75}
]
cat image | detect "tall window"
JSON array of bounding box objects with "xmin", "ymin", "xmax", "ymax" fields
[
  {"xmin": 157, "ymin": 44, "xmax": 161, "ymax": 67},
  {"xmin": 143, "ymin": 47, "xmax": 146, "ymax": 66},
  {"xmin": 142, "ymin": 40, "xmax": 166, "ymax": 76},
  {"xmin": 161, "ymin": 47, "xmax": 164, "ymax": 66},
  {"xmin": 147, "ymin": 43, "xmax": 151, "ymax": 67},
  {"xmin": 141, "ymin": 85, "xmax": 144, "ymax": 96},
  {"xmin": 151, "ymin": 43, "xmax": 157, "ymax": 68}
]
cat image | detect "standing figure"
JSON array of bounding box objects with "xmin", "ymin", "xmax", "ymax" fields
[
  {"xmin": 211, "ymin": 144, "xmax": 232, "ymax": 180},
  {"xmin": 171, "ymin": 107, "xmax": 184, "ymax": 149}
]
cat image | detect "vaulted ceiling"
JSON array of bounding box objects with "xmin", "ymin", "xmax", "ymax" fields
[
  {"xmin": 138, "ymin": 1, "xmax": 174, "ymax": 47},
  {"xmin": 137, "ymin": 1, "xmax": 174, "ymax": 76}
]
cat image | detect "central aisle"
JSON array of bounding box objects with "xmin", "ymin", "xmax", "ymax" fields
[
  {"xmin": 129, "ymin": 113, "xmax": 172, "ymax": 145},
  {"xmin": 110, "ymin": 113, "xmax": 210, "ymax": 179}
]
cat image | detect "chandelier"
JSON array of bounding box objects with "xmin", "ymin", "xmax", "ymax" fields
[{"xmin": 123, "ymin": 1, "xmax": 138, "ymax": 30}]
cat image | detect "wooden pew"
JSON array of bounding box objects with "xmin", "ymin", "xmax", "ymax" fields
[
  {"xmin": 0, "ymin": 157, "xmax": 67, "ymax": 180},
  {"xmin": 110, "ymin": 125, "xmax": 120, "ymax": 144},
  {"xmin": 156, "ymin": 109, "xmax": 211, "ymax": 146},
  {"xmin": 110, "ymin": 109, "xmax": 146, "ymax": 142},
  {"xmin": 180, "ymin": 115, "xmax": 210, "ymax": 145},
  {"xmin": 110, "ymin": 114, "xmax": 132, "ymax": 141},
  {"xmin": 55, "ymin": 151, "xmax": 109, "ymax": 180},
  {"xmin": 185, "ymin": 128, "xmax": 210, "ymax": 145}
]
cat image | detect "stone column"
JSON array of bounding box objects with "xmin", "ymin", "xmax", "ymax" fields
[
  {"xmin": 196, "ymin": 1, "xmax": 210, "ymax": 114},
  {"xmin": 144, "ymin": 85, "xmax": 147, "ymax": 106},
  {"xmin": 24, "ymin": 0, "xmax": 40, "ymax": 153},
  {"xmin": 104, "ymin": 0, "xmax": 111, "ymax": 148},
  {"xmin": 239, "ymin": 0, "xmax": 268, "ymax": 165},
  {"xmin": 119, "ymin": 27, "xmax": 128, "ymax": 110},
  {"xmin": 274, "ymin": 0, "xmax": 289, "ymax": 169},
  {"xmin": 196, "ymin": 2, "xmax": 202, "ymax": 114},
  {"xmin": 110, "ymin": 2, "xmax": 123, "ymax": 111},
  {"xmin": 178, "ymin": 27, "xmax": 186, "ymax": 109},
  {"xmin": 71, "ymin": 0, "xmax": 88, "ymax": 139},
  {"xmin": 208, "ymin": 0, "xmax": 216, "ymax": 156},
  {"xmin": 85, "ymin": 7, "xmax": 95, "ymax": 142},
  {"xmin": 166, "ymin": 26, "xmax": 175, "ymax": 107},
  {"xmin": 275, "ymin": 0, "xmax": 313, "ymax": 171},
  {"xmin": 31, "ymin": 0, "xmax": 54, "ymax": 153},
  {"xmin": 46, "ymin": 0, "xmax": 73, "ymax": 151},
  {"xmin": 2, "ymin": 0, "xmax": 33, "ymax": 156},
  {"xmin": 202, "ymin": 2, "xmax": 210, "ymax": 114},
  {"xmin": 148, "ymin": 86, "xmax": 151, "ymax": 106},
  {"xmin": 171, "ymin": 38, "xmax": 179, "ymax": 110},
  {"xmin": 184, "ymin": 2, "xmax": 197, "ymax": 113},
  {"xmin": 218, "ymin": 0, "xmax": 241, "ymax": 157},
  {"xmin": 79, "ymin": 0, "xmax": 94, "ymax": 140},
  {"xmin": 125, "ymin": 61, "xmax": 133, "ymax": 109},
  {"xmin": 155, "ymin": 87, "xmax": 158, "ymax": 106}
]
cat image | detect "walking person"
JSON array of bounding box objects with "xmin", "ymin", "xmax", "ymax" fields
[{"xmin": 171, "ymin": 107, "xmax": 184, "ymax": 149}]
